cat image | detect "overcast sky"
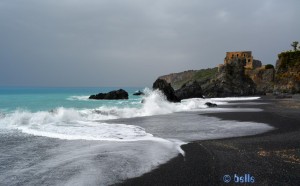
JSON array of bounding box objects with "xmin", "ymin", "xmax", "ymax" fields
[{"xmin": 0, "ymin": 0, "xmax": 299, "ymax": 87}]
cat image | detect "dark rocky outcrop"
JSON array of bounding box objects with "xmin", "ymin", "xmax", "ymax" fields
[
  {"xmin": 175, "ymin": 81, "xmax": 203, "ymax": 100},
  {"xmin": 205, "ymin": 102, "xmax": 217, "ymax": 107},
  {"xmin": 155, "ymin": 60, "xmax": 256, "ymax": 98},
  {"xmin": 133, "ymin": 91, "xmax": 145, "ymax": 96},
  {"xmin": 152, "ymin": 79, "xmax": 180, "ymax": 102},
  {"xmin": 202, "ymin": 59, "xmax": 256, "ymax": 97},
  {"xmin": 89, "ymin": 89, "xmax": 128, "ymax": 100}
]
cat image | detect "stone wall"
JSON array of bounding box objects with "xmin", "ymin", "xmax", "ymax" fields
[{"xmin": 222, "ymin": 51, "xmax": 261, "ymax": 70}]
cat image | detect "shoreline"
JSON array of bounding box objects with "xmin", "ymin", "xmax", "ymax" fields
[{"xmin": 116, "ymin": 96, "xmax": 300, "ymax": 185}]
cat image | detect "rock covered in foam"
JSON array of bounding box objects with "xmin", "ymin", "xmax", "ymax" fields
[
  {"xmin": 133, "ymin": 90, "xmax": 145, "ymax": 96},
  {"xmin": 152, "ymin": 79, "xmax": 180, "ymax": 102},
  {"xmin": 89, "ymin": 89, "xmax": 128, "ymax": 100},
  {"xmin": 205, "ymin": 102, "xmax": 217, "ymax": 107}
]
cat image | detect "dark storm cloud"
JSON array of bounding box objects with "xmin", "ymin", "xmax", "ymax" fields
[{"xmin": 0, "ymin": 0, "xmax": 299, "ymax": 87}]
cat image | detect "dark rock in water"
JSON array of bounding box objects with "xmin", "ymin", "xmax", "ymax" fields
[
  {"xmin": 133, "ymin": 90, "xmax": 145, "ymax": 96},
  {"xmin": 205, "ymin": 102, "xmax": 217, "ymax": 107},
  {"xmin": 89, "ymin": 89, "xmax": 128, "ymax": 100},
  {"xmin": 152, "ymin": 79, "xmax": 180, "ymax": 102},
  {"xmin": 175, "ymin": 81, "xmax": 203, "ymax": 100}
]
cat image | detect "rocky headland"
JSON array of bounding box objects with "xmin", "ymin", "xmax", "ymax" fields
[{"xmin": 156, "ymin": 50, "xmax": 300, "ymax": 99}]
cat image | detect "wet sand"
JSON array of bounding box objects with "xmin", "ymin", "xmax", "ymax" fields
[{"xmin": 116, "ymin": 96, "xmax": 300, "ymax": 185}]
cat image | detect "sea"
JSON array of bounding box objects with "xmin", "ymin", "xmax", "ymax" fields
[{"xmin": 0, "ymin": 87, "xmax": 273, "ymax": 185}]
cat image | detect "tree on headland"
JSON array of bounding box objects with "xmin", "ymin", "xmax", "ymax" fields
[{"xmin": 291, "ymin": 41, "xmax": 299, "ymax": 51}]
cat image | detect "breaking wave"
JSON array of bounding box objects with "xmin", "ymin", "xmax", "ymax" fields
[{"xmin": 0, "ymin": 89, "xmax": 261, "ymax": 142}]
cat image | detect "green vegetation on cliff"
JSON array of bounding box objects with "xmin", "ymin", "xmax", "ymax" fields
[
  {"xmin": 171, "ymin": 67, "xmax": 218, "ymax": 90},
  {"xmin": 277, "ymin": 50, "xmax": 300, "ymax": 68},
  {"xmin": 194, "ymin": 68, "xmax": 218, "ymax": 81},
  {"xmin": 275, "ymin": 50, "xmax": 300, "ymax": 93}
]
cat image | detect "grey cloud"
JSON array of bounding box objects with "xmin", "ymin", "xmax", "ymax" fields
[{"xmin": 0, "ymin": 0, "xmax": 299, "ymax": 87}]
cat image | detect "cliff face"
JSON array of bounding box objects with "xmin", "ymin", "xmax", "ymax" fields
[
  {"xmin": 158, "ymin": 63, "xmax": 256, "ymax": 98},
  {"xmin": 245, "ymin": 68, "xmax": 275, "ymax": 94},
  {"xmin": 274, "ymin": 51, "xmax": 300, "ymax": 93},
  {"xmin": 202, "ymin": 59, "xmax": 256, "ymax": 97},
  {"xmin": 159, "ymin": 70, "xmax": 197, "ymax": 90}
]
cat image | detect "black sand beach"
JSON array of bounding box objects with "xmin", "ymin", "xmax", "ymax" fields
[{"xmin": 116, "ymin": 96, "xmax": 300, "ymax": 186}]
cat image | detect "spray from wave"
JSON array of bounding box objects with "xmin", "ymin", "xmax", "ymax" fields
[{"xmin": 67, "ymin": 95, "xmax": 90, "ymax": 101}]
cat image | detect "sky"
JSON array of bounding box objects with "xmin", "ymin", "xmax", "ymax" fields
[{"xmin": 0, "ymin": 0, "xmax": 299, "ymax": 87}]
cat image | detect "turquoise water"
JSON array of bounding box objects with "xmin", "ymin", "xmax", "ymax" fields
[{"xmin": 0, "ymin": 87, "xmax": 144, "ymax": 112}]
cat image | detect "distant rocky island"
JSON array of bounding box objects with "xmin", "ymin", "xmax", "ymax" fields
[
  {"xmin": 89, "ymin": 89, "xmax": 128, "ymax": 100},
  {"xmin": 154, "ymin": 44, "xmax": 300, "ymax": 99}
]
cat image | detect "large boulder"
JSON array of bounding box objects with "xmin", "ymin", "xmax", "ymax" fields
[
  {"xmin": 152, "ymin": 79, "xmax": 180, "ymax": 102},
  {"xmin": 89, "ymin": 89, "xmax": 128, "ymax": 100},
  {"xmin": 175, "ymin": 81, "xmax": 203, "ymax": 100}
]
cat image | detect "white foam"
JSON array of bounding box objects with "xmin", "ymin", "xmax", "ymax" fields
[
  {"xmin": 210, "ymin": 97, "xmax": 261, "ymax": 101},
  {"xmin": 0, "ymin": 109, "xmax": 149, "ymax": 141},
  {"xmin": 200, "ymin": 107, "xmax": 263, "ymax": 113},
  {"xmin": 0, "ymin": 111, "xmax": 5, "ymax": 118},
  {"xmin": 67, "ymin": 95, "xmax": 90, "ymax": 101},
  {"xmin": 0, "ymin": 107, "xmax": 186, "ymax": 158}
]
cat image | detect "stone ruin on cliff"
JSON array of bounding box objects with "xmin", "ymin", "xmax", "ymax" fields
[{"xmin": 218, "ymin": 51, "xmax": 262, "ymax": 72}]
